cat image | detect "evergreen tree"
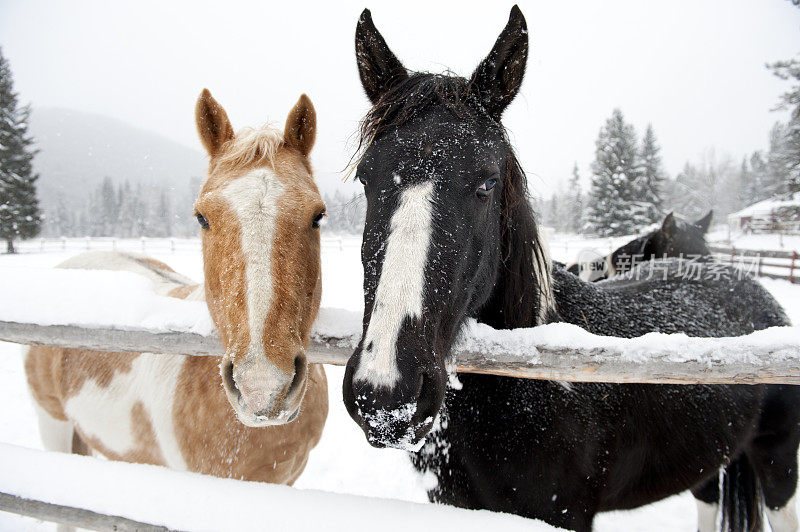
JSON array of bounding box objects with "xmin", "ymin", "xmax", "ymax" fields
[
  {"xmin": 156, "ymin": 189, "xmax": 172, "ymax": 237},
  {"xmin": 543, "ymin": 192, "xmax": 561, "ymax": 231},
  {"xmin": 0, "ymin": 49, "xmax": 41, "ymax": 252},
  {"xmin": 749, "ymin": 152, "xmax": 770, "ymax": 203},
  {"xmin": 665, "ymin": 151, "xmax": 739, "ymax": 219},
  {"xmin": 566, "ymin": 163, "xmax": 583, "ymax": 233},
  {"xmin": 737, "ymin": 157, "xmax": 752, "ymax": 209},
  {"xmin": 100, "ymin": 176, "xmax": 118, "ymax": 236},
  {"xmin": 767, "ymin": 53, "xmax": 800, "ymax": 193},
  {"xmin": 587, "ymin": 109, "xmax": 644, "ymax": 236},
  {"xmin": 637, "ymin": 124, "xmax": 666, "ymax": 224},
  {"xmin": 766, "ymin": 122, "xmax": 792, "ymax": 195}
]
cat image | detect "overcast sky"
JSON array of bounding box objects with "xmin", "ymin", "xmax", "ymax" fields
[{"xmin": 1, "ymin": 0, "xmax": 798, "ymax": 199}]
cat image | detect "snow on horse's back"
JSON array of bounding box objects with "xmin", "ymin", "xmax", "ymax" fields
[{"xmin": 25, "ymin": 90, "xmax": 328, "ymax": 486}]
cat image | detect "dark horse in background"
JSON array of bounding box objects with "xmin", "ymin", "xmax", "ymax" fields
[
  {"xmin": 566, "ymin": 210, "xmax": 714, "ymax": 282},
  {"xmin": 342, "ymin": 7, "xmax": 800, "ymax": 532}
]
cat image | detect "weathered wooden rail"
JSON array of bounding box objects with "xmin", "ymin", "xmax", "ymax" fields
[
  {"xmin": 0, "ymin": 492, "xmax": 170, "ymax": 532},
  {"xmin": 2, "ymin": 320, "xmax": 800, "ymax": 385},
  {"xmin": 709, "ymin": 244, "xmax": 799, "ymax": 284}
]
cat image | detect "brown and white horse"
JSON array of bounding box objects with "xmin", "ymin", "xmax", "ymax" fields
[{"xmin": 24, "ymin": 90, "xmax": 328, "ymax": 485}]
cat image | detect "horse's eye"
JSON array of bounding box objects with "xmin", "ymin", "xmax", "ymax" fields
[
  {"xmin": 312, "ymin": 211, "xmax": 326, "ymax": 229},
  {"xmin": 476, "ymin": 178, "xmax": 497, "ymax": 198},
  {"xmin": 358, "ymin": 175, "xmax": 367, "ymax": 186},
  {"xmin": 196, "ymin": 212, "xmax": 210, "ymax": 230}
]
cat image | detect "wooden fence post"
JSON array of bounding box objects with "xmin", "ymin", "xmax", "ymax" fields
[{"xmin": 791, "ymin": 251, "xmax": 797, "ymax": 284}]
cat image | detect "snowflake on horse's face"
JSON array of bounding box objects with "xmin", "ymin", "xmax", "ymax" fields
[{"xmin": 342, "ymin": 6, "xmax": 800, "ymax": 532}]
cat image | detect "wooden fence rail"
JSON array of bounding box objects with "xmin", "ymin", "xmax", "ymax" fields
[
  {"xmin": 0, "ymin": 492, "xmax": 169, "ymax": 532},
  {"xmin": 2, "ymin": 320, "xmax": 800, "ymax": 385},
  {"xmin": 708, "ymin": 245, "xmax": 798, "ymax": 284}
]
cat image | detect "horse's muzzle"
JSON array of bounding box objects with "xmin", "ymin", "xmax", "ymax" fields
[
  {"xmin": 221, "ymin": 350, "xmax": 307, "ymax": 427},
  {"xmin": 342, "ymin": 349, "xmax": 443, "ymax": 450}
]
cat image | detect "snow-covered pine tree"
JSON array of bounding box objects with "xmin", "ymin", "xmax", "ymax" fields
[
  {"xmin": 767, "ymin": 55, "xmax": 800, "ymax": 193},
  {"xmin": 666, "ymin": 151, "xmax": 738, "ymax": 219},
  {"xmin": 736, "ymin": 157, "xmax": 752, "ymax": 210},
  {"xmin": 587, "ymin": 109, "xmax": 644, "ymax": 236},
  {"xmin": 100, "ymin": 177, "xmax": 118, "ymax": 236},
  {"xmin": 542, "ymin": 192, "xmax": 560, "ymax": 231},
  {"xmin": 0, "ymin": 49, "xmax": 41, "ymax": 252},
  {"xmin": 766, "ymin": 122, "xmax": 792, "ymax": 196},
  {"xmin": 637, "ymin": 124, "xmax": 666, "ymax": 224},
  {"xmin": 566, "ymin": 163, "xmax": 583, "ymax": 233},
  {"xmin": 156, "ymin": 189, "xmax": 172, "ymax": 237},
  {"xmin": 748, "ymin": 152, "xmax": 771, "ymax": 203}
]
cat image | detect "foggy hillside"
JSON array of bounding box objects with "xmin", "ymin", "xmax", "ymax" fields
[{"xmin": 29, "ymin": 107, "xmax": 206, "ymax": 209}]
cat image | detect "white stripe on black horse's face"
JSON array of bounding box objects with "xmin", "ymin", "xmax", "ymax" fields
[
  {"xmin": 344, "ymin": 5, "xmax": 531, "ymax": 449},
  {"xmin": 343, "ymin": 107, "xmax": 507, "ymax": 449}
]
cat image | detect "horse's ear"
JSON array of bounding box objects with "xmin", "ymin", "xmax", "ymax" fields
[
  {"xmin": 195, "ymin": 89, "xmax": 235, "ymax": 158},
  {"xmin": 641, "ymin": 235, "xmax": 656, "ymax": 259},
  {"xmin": 695, "ymin": 210, "xmax": 713, "ymax": 233},
  {"xmin": 661, "ymin": 212, "xmax": 677, "ymax": 237},
  {"xmin": 284, "ymin": 94, "xmax": 316, "ymax": 158},
  {"xmin": 355, "ymin": 9, "xmax": 407, "ymax": 104},
  {"xmin": 469, "ymin": 5, "xmax": 529, "ymax": 120}
]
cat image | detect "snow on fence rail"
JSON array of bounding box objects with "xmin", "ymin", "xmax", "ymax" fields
[
  {"xmin": 1, "ymin": 268, "xmax": 800, "ymax": 385},
  {"xmin": 0, "ymin": 443, "xmax": 548, "ymax": 532},
  {"xmin": 708, "ymin": 244, "xmax": 798, "ymax": 284},
  {"xmin": 17, "ymin": 236, "xmax": 359, "ymax": 254}
]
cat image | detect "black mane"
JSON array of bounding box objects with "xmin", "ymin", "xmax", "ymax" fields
[{"xmin": 479, "ymin": 148, "xmax": 556, "ymax": 329}]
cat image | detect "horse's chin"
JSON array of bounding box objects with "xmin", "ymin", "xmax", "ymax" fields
[
  {"xmin": 233, "ymin": 403, "xmax": 302, "ymax": 428},
  {"xmin": 361, "ymin": 414, "xmax": 435, "ymax": 452}
]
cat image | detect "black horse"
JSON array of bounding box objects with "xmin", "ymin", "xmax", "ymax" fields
[
  {"xmin": 342, "ymin": 7, "xmax": 800, "ymax": 532},
  {"xmin": 566, "ymin": 210, "xmax": 714, "ymax": 282}
]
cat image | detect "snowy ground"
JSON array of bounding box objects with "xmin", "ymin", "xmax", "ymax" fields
[{"xmin": 1, "ymin": 234, "xmax": 799, "ymax": 531}]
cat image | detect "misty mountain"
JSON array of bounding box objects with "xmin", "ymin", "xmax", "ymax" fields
[{"xmin": 29, "ymin": 107, "xmax": 206, "ymax": 212}]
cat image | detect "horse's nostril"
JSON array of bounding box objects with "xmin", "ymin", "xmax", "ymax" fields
[
  {"xmin": 287, "ymin": 353, "xmax": 307, "ymax": 399},
  {"xmin": 222, "ymin": 361, "xmax": 240, "ymax": 396},
  {"xmin": 413, "ymin": 372, "xmax": 440, "ymax": 425}
]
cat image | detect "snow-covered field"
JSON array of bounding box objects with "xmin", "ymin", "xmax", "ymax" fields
[{"xmin": 1, "ymin": 234, "xmax": 799, "ymax": 531}]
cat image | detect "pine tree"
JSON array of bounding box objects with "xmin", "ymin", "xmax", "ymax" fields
[
  {"xmin": 737, "ymin": 157, "xmax": 752, "ymax": 209},
  {"xmin": 566, "ymin": 163, "xmax": 583, "ymax": 233},
  {"xmin": 767, "ymin": 54, "xmax": 800, "ymax": 193},
  {"xmin": 156, "ymin": 189, "xmax": 172, "ymax": 237},
  {"xmin": 666, "ymin": 151, "xmax": 739, "ymax": 219},
  {"xmin": 543, "ymin": 192, "xmax": 561, "ymax": 231},
  {"xmin": 765, "ymin": 122, "xmax": 791, "ymax": 196},
  {"xmin": 0, "ymin": 49, "xmax": 41, "ymax": 252},
  {"xmin": 587, "ymin": 109, "xmax": 644, "ymax": 236},
  {"xmin": 749, "ymin": 152, "xmax": 770, "ymax": 203},
  {"xmin": 637, "ymin": 124, "xmax": 666, "ymax": 224},
  {"xmin": 100, "ymin": 177, "xmax": 118, "ymax": 236}
]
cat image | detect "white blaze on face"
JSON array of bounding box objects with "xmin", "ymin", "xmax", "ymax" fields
[
  {"xmin": 355, "ymin": 181, "xmax": 434, "ymax": 388},
  {"xmin": 222, "ymin": 168, "xmax": 289, "ymax": 414}
]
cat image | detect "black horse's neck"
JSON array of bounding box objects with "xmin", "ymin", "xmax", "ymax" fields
[{"xmin": 477, "ymin": 151, "xmax": 555, "ymax": 330}]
